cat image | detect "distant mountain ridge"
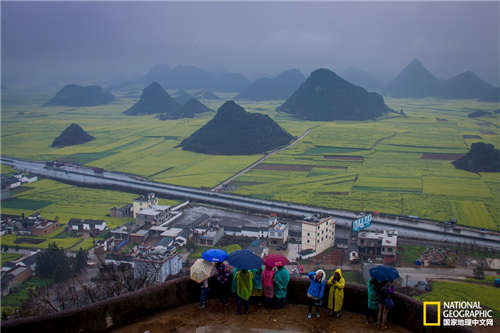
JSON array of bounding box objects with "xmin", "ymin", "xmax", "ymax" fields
[
  {"xmin": 51, "ymin": 123, "xmax": 94, "ymax": 147},
  {"xmin": 179, "ymin": 100, "xmax": 293, "ymax": 155},
  {"xmin": 278, "ymin": 68, "xmax": 393, "ymax": 121},
  {"xmin": 139, "ymin": 65, "xmax": 250, "ymax": 92},
  {"xmin": 235, "ymin": 69, "xmax": 306, "ymax": 100},
  {"xmin": 45, "ymin": 84, "xmax": 115, "ymax": 106},
  {"xmin": 384, "ymin": 59, "xmax": 494, "ymax": 99}
]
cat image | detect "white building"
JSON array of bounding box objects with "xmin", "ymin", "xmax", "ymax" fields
[
  {"xmin": 357, "ymin": 230, "xmax": 398, "ymax": 264},
  {"xmin": 67, "ymin": 219, "xmax": 107, "ymax": 232},
  {"xmin": 301, "ymin": 216, "xmax": 335, "ymax": 255},
  {"xmin": 268, "ymin": 217, "xmax": 288, "ymax": 247}
]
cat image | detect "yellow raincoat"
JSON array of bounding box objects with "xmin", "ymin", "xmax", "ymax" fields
[{"xmin": 327, "ymin": 268, "xmax": 345, "ymax": 311}]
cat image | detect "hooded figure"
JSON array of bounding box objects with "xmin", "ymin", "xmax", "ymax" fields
[
  {"xmin": 306, "ymin": 269, "xmax": 326, "ymax": 318},
  {"xmin": 327, "ymin": 268, "xmax": 345, "ymax": 317},
  {"xmin": 262, "ymin": 265, "xmax": 275, "ymax": 299},
  {"xmin": 235, "ymin": 269, "xmax": 253, "ymax": 301},
  {"xmin": 250, "ymin": 267, "xmax": 263, "ymax": 297},
  {"xmin": 273, "ymin": 266, "xmax": 290, "ymax": 308}
]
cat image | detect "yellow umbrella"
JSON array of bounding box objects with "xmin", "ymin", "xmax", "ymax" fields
[{"xmin": 190, "ymin": 258, "xmax": 215, "ymax": 283}]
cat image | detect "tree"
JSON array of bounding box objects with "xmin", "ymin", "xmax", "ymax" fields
[
  {"xmin": 73, "ymin": 248, "xmax": 88, "ymax": 273},
  {"xmin": 36, "ymin": 243, "xmax": 72, "ymax": 282}
]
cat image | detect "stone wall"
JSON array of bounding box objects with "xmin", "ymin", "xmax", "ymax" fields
[{"xmin": 2, "ymin": 277, "xmax": 473, "ymax": 333}]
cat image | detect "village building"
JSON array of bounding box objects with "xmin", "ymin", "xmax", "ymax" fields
[
  {"xmin": 133, "ymin": 246, "xmax": 182, "ymax": 283},
  {"xmin": 132, "ymin": 193, "xmax": 158, "ymax": 218},
  {"xmin": 193, "ymin": 224, "xmax": 224, "ymax": 246},
  {"xmin": 129, "ymin": 229, "xmax": 150, "ymax": 244},
  {"xmin": 357, "ymin": 230, "xmax": 398, "ymax": 264},
  {"xmin": 67, "ymin": 218, "xmax": 107, "ymax": 233},
  {"xmin": 301, "ymin": 215, "xmax": 336, "ymax": 255},
  {"xmin": 110, "ymin": 204, "xmax": 133, "ymax": 218},
  {"xmin": 31, "ymin": 220, "xmax": 59, "ymax": 236},
  {"xmin": 267, "ymin": 216, "xmax": 288, "ymax": 247}
]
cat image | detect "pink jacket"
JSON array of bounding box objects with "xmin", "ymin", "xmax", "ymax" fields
[{"xmin": 262, "ymin": 266, "xmax": 275, "ymax": 287}]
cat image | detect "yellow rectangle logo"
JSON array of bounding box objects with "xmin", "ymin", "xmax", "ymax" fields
[{"xmin": 423, "ymin": 301, "xmax": 441, "ymax": 326}]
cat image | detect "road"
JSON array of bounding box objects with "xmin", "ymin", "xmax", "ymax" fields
[{"xmin": 2, "ymin": 156, "xmax": 500, "ymax": 249}]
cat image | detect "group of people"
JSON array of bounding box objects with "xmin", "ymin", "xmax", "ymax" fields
[
  {"xmin": 200, "ymin": 262, "xmax": 291, "ymax": 314},
  {"xmin": 199, "ymin": 264, "xmax": 393, "ymax": 328}
]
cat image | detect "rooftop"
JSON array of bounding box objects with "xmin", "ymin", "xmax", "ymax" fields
[
  {"xmin": 358, "ymin": 230, "xmax": 398, "ymax": 247},
  {"xmin": 137, "ymin": 209, "xmax": 161, "ymax": 216},
  {"xmin": 110, "ymin": 303, "xmax": 411, "ymax": 333}
]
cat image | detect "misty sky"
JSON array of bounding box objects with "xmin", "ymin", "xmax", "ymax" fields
[{"xmin": 2, "ymin": 1, "xmax": 499, "ymax": 87}]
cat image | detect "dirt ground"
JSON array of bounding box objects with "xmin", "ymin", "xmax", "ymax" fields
[{"xmin": 111, "ymin": 301, "xmax": 412, "ymax": 333}]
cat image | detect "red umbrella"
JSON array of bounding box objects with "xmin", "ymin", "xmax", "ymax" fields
[{"xmin": 263, "ymin": 254, "xmax": 289, "ymax": 267}]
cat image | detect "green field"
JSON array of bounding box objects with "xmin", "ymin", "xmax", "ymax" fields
[
  {"xmin": 415, "ymin": 280, "xmax": 500, "ymax": 319},
  {"xmin": 0, "ymin": 252, "xmax": 23, "ymax": 266},
  {"xmin": 1, "ymin": 90, "xmax": 500, "ymax": 230}
]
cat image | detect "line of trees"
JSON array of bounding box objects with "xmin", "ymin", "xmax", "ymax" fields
[{"xmin": 35, "ymin": 243, "xmax": 88, "ymax": 282}]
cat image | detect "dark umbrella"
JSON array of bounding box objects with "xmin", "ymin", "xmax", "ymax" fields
[
  {"xmin": 263, "ymin": 254, "xmax": 289, "ymax": 267},
  {"xmin": 202, "ymin": 248, "xmax": 228, "ymax": 263},
  {"xmin": 227, "ymin": 250, "xmax": 263, "ymax": 269},
  {"xmin": 369, "ymin": 265, "xmax": 400, "ymax": 282}
]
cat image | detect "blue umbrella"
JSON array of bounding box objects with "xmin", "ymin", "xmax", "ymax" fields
[
  {"xmin": 227, "ymin": 249, "xmax": 263, "ymax": 269},
  {"xmin": 202, "ymin": 248, "xmax": 228, "ymax": 263},
  {"xmin": 369, "ymin": 265, "xmax": 400, "ymax": 282}
]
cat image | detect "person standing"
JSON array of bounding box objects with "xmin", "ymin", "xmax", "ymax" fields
[
  {"xmin": 215, "ymin": 262, "xmax": 231, "ymax": 305},
  {"xmin": 235, "ymin": 269, "xmax": 253, "ymax": 314},
  {"xmin": 273, "ymin": 266, "xmax": 290, "ymax": 309},
  {"xmin": 261, "ymin": 265, "xmax": 275, "ymax": 307},
  {"xmin": 199, "ymin": 278, "xmax": 209, "ymax": 309},
  {"xmin": 250, "ymin": 266, "xmax": 263, "ymax": 305},
  {"xmin": 366, "ymin": 278, "xmax": 380, "ymax": 324},
  {"xmin": 377, "ymin": 282, "xmax": 395, "ymax": 329},
  {"xmin": 306, "ymin": 269, "xmax": 326, "ymax": 318},
  {"xmin": 327, "ymin": 268, "xmax": 345, "ymax": 319}
]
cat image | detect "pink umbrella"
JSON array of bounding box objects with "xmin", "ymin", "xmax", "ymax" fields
[{"xmin": 263, "ymin": 254, "xmax": 289, "ymax": 267}]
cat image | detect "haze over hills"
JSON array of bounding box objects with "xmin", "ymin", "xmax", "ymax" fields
[
  {"xmin": 212, "ymin": 73, "xmax": 250, "ymax": 92},
  {"xmin": 137, "ymin": 64, "xmax": 250, "ymax": 92},
  {"xmin": 179, "ymin": 100, "xmax": 293, "ymax": 155},
  {"xmin": 45, "ymin": 84, "xmax": 115, "ymax": 107},
  {"xmin": 174, "ymin": 90, "xmax": 195, "ymax": 105},
  {"xmin": 340, "ymin": 67, "xmax": 384, "ymax": 92},
  {"xmin": 158, "ymin": 98, "xmax": 213, "ymax": 120},
  {"xmin": 195, "ymin": 90, "xmax": 219, "ymax": 100},
  {"xmin": 384, "ymin": 59, "xmax": 494, "ymax": 99},
  {"xmin": 235, "ymin": 69, "xmax": 305, "ymax": 100},
  {"xmin": 278, "ymin": 68, "xmax": 393, "ymax": 121},
  {"xmin": 384, "ymin": 59, "xmax": 442, "ymax": 98},
  {"xmin": 51, "ymin": 123, "xmax": 95, "ymax": 147},
  {"xmin": 124, "ymin": 82, "xmax": 181, "ymax": 116},
  {"xmin": 453, "ymin": 142, "xmax": 500, "ymax": 172},
  {"xmin": 480, "ymin": 87, "xmax": 500, "ymax": 102}
]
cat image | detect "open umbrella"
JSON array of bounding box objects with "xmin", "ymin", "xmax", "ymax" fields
[
  {"xmin": 263, "ymin": 254, "xmax": 289, "ymax": 267},
  {"xmin": 369, "ymin": 265, "xmax": 400, "ymax": 282},
  {"xmin": 190, "ymin": 258, "xmax": 215, "ymax": 283},
  {"xmin": 227, "ymin": 249, "xmax": 263, "ymax": 269},
  {"xmin": 202, "ymin": 248, "xmax": 228, "ymax": 263}
]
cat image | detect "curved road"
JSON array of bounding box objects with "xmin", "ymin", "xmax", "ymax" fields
[{"xmin": 2, "ymin": 156, "xmax": 499, "ymax": 249}]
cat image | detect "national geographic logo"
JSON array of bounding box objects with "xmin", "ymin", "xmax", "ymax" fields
[{"xmin": 423, "ymin": 301, "xmax": 494, "ymax": 327}]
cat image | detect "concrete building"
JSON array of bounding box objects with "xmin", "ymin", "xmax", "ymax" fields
[
  {"xmin": 132, "ymin": 193, "xmax": 158, "ymax": 218},
  {"xmin": 133, "ymin": 246, "xmax": 182, "ymax": 283},
  {"xmin": 67, "ymin": 219, "xmax": 107, "ymax": 233},
  {"xmin": 193, "ymin": 225, "xmax": 224, "ymax": 246},
  {"xmin": 111, "ymin": 226, "xmax": 128, "ymax": 240},
  {"xmin": 31, "ymin": 220, "xmax": 59, "ymax": 236},
  {"xmin": 357, "ymin": 230, "xmax": 398, "ymax": 264},
  {"xmin": 267, "ymin": 217, "xmax": 288, "ymax": 247},
  {"xmin": 136, "ymin": 205, "xmax": 171, "ymax": 226},
  {"xmin": 129, "ymin": 229, "xmax": 150, "ymax": 244},
  {"xmin": 110, "ymin": 204, "xmax": 133, "ymax": 218},
  {"xmin": 301, "ymin": 215, "xmax": 335, "ymax": 255}
]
